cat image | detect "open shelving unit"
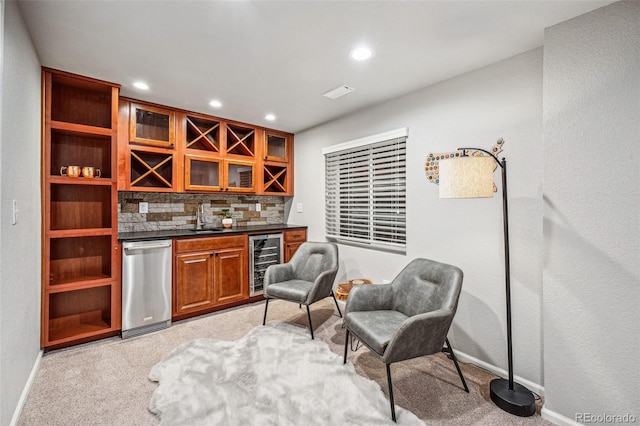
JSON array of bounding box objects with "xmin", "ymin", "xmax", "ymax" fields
[{"xmin": 41, "ymin": 68, "xmax": 121, "ymax": 349}]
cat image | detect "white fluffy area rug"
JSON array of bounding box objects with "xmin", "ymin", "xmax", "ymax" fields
[{"xmin": 149, "ymin": 322, "xmax": 424, "ymax": 425}]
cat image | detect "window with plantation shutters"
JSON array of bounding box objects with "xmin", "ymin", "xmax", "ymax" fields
[{"xmin": 323, "ymin": 128, "xmax": 407, "ymax": 253}]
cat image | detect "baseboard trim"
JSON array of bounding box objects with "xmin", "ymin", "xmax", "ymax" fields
[
  {"xmin": 453, "ymin": 349, "xmax": 545, "ymax": 397},
  {"xmin": 10, "ymin": 349, "xmax": 43, "ymax": 426},
  {"xmin": 541, "ymin": 406, "xmax": 582, "ymax": 426}
]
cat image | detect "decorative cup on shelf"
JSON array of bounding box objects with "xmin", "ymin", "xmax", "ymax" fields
[
  {"xmin": 81, "ymin": 166, "xmax": 101, "ymax": 178},
  {"xmin": 60, "ymin": 165, "xmax": 81, "ymax": 177}
]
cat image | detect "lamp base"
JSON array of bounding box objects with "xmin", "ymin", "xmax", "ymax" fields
[{"xmin": 490, "ymin": 378, "xmax": 536, "ymax": 417}]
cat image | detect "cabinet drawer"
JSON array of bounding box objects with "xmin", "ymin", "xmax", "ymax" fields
[
  {"xmin": 284, "ymin": 229, "xmax": 307, "ymax": 243},
  {"xmin": 175, "ymin": 235, "xmax": 246, "ymax": 253}
]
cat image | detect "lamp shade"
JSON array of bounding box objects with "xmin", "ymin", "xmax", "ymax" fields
[{"xmin": 438, "ymin": 156, "xmax": 495, "ymax": 198}]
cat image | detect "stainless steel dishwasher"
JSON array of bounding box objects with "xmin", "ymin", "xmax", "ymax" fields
[{"xmin": 122, "ymin": 239, "xmax": 172, "ymax": 338}]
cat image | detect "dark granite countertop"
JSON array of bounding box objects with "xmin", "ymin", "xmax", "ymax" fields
[{"xmin": 118, "ymin": 224, "xmax": 307, "ymax": 242}]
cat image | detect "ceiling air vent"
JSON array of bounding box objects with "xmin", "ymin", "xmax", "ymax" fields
[{"xmin": 323, "ymin": 85, "xmax": 355, "ymax": 99}]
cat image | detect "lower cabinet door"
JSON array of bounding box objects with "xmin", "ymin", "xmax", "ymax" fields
[
  {"xmin": 284, "ymin": 242, "xmax": 303, "ymax": 263},
  {"xmin": 174, "ymin": 251, "xmax": 215, "ymax": 315},
  {"xmin": 213, "ymin": 247, "xmax": 248, "ymax": 304}
]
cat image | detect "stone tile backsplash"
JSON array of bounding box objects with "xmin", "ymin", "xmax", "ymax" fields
[{"xmin": 118, "ymin": 192, "xmax": 285, "ymax": 233}]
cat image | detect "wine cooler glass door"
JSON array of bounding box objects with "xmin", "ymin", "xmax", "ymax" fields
[{"xmin": 249, "ymin": 234, "xmax": 283, "ymax": 296}]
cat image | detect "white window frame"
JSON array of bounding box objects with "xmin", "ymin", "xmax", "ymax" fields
[{"xmin": 323, "ymin": 128, "xmax": 407, "ymax": 253}]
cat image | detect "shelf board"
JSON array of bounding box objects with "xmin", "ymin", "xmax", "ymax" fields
[
  {"xmin": 50, "ymin": 121, "xmax": 113, "ymax": 137},
  {"xmin": 48, "ymin": 228, "xmax": 113, "ymax": 238},
  {"xmin": 47, "ymin": 275, "xmax": 113, "ymax": 292},
  {"xmin": 48, "ymin": 313, "xmax": 112, "ymax": 343},
  {"xmin": 48, "ymin": 176, "xmax": 114, "ymax": 185}
]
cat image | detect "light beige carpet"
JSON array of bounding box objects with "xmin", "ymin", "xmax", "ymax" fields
[{"xmin": 18, "ymin": 299, "xmax": 551, "ymax": 425}]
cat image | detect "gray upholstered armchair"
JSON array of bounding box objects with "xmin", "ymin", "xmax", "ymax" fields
[
  {"xmin": 262, "ymin": 241, "xmax": 342, "ymax": 339},
  {"xmin": 343, "ymin": 258, "xmax": 468, "ymax": 422}
]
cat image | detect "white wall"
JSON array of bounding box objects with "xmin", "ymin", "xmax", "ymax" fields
[
  {"xmin": 0, "ymin": 0, "xmax": 5, "ymax": 418},
  {"xmin": 292, "ymin": 49, "xmax": 544, "ymax": 386},
  {"xmin": 0, "ymin": 1, "xmax": 42, "ymax": 424},
  {"xmin": 542, "ymin": 1, "xmax": 639, "ymax": 422}
]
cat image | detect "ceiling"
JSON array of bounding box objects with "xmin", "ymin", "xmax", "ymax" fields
[{"xmin": 18, "ymin": 1, "xmax": 613, "ymax": 133}]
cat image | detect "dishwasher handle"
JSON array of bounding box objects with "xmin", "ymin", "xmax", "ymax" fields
[{"xmin": 124, "ymin": 241, "xmax": 172, "ymax": 252}]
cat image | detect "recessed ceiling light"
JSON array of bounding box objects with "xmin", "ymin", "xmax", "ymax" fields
[
  {"xmin": 349, "ymin": 46, "xmax": 373, "ymax": 61},
  {"xmin": 265, "ymin": 114, "xmax": 276, "ymax": 121},
  {"xmin": 209, "ymin": 100, "xmax": 222, "ymax": 108},
  {"xmin": 133, "ymin": 81, "xmax": 149, "ymax": 90}
]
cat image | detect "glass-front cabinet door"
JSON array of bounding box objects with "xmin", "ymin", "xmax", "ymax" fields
[
  {"xmin": 184, "ymin": 155, "xmax": 222, "ymax": 191},
  {"xmin": 224, "ymin": 160, "xmax": 255, "ymax": 193},
  {"xmin": 129, "ymin": 103, "xmax": 175, "ymax": 148},
  {"xmin": 184, "ymin": 157, "xmax": 254, "ymax": 193},
  {"xmin": 264, "ymin": 130, "xmax": 290, "ymax": 163}
]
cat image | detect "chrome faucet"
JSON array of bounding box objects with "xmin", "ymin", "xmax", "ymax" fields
[{"xmin": 196, "ymin": 202, "xmax": 205, "ymax": 230}]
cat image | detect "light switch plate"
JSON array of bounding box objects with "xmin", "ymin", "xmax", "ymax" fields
[
  {"xmin": 139, "ymin": 202, "xmax": 149, "ymax": 213},
  {"xmin": 296, "ymin": 203, "xmax": 303, "ymax": 213},
  {"xmin": 255, "ymin": 203, "xmax": 261, "ymax": 212}
]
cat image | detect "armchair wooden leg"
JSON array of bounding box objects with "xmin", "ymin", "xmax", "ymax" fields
[
  {"xmin": 343, "ymin": 329, "xmax": 350, "ymax": 364},
  {"xmin": 330, "ymin": 291, "xmax": 343, "ymax": 318},
  {"xmin": 444, "ymin": 338, "xmax": 469, "ymax": 393},
  {"xmin": 306, "ymin": 305, "xmax": 314, "ymax": 339},
  {"xmin": 386, "ymin": 364, "xmax": 396, "ymax": 422},
  {"xmin": 262, "ymin": 298, "xmax": 270, "ymax": 326}
]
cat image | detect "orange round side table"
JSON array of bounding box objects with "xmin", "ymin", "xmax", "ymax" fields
[{"xmin": 335, "ymin": 278, "xmax": 373, "ymax": 301}]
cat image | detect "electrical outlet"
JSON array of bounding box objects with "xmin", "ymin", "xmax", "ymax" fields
[
  {"xmin": 296, "ymin": 203, "xmax": 303, "ymax": 213},
  {"xmin": 255, "ymin": 203, "xmax": 261, "ymax": 212},
  {"xmin": 139, "ymin": 202, "xmax": 149, "ymax": 213}
]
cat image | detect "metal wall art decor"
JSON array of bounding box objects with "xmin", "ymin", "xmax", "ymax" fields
[{"xmin": 425, "ymin": 138, "xmax": 505, "ymax": 190}]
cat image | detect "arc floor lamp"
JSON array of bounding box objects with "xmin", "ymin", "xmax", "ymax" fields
[{"xmin": 438, "ymin": 143, "xmax": 536, "ymax": 417}]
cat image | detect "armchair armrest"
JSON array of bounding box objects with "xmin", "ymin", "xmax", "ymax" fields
[
  {"xmin": 264, "ymin": 263, "xmax": 294, "ymax": 289},
  {"xmin": 306, "ymin": 267, "xmax": 338, "ymax": 304},
  {"xmin": 346, "ymin": 283, "xmax": 394, "ymax": 314},
  {"xmin": 382, "ymin": 308, "xmax": 454, "ymax": 364}
]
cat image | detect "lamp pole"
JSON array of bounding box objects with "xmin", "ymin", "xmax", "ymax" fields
[
  {"xmin": 458, "ymin": 149, "xmax": 535, "ymax": 417},
  {"xmin": 501, "ymin": 157, "xmax": 514, "ymax": 387}
]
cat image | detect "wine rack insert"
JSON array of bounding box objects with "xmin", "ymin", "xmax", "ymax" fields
[{"xmin": 186, "ymin": 115, "xmax": 221, "ymax": 153}]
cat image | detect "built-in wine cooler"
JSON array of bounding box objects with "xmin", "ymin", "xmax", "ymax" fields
[{"xmin": 249, "ymin": 234, "xmax": 283, "ymax": 296}]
